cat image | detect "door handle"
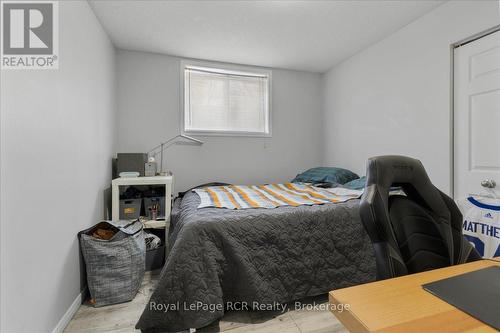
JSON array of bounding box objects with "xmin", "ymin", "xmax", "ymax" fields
[{"xmin": 481, "ymin": 179, "xmax": 496, "ymax": 189}]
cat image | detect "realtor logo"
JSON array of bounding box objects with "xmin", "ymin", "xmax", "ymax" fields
[{"xmin": 1, "ymin": 1, "xmax": 58, "ymax": 69}]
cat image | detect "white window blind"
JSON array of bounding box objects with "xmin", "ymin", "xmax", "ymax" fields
[{"xmin": 183, "ymin": 65, "xmax": 270, "ymax": 136}]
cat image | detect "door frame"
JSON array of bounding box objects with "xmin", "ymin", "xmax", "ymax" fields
[{"xmin": 450, "ymin": 25, "xmax": 500, "ymax": 199}]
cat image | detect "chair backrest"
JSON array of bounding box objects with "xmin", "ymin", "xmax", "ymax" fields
[{"xmin": 359, "ymin": 155, "xmax": 480, "ymax": 280}]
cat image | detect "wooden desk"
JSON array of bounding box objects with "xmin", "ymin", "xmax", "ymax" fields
[{"xmin": 329, "ymin": 260, "xmax": 499, "ymax": 333}]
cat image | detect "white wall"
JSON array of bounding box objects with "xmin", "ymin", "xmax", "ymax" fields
[
  {"xmin": 322, "ymin": 0, "xmax": 500, "ymax": 194},
  {"xmin": 116, "ymin": 50, "xmax": 323, "ymax": 192},
  {"xmin": 0, "ymin": 2, "xmax": 117, "ymax": 332}
]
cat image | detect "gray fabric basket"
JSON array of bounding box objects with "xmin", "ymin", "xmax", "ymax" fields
[{"xmin": 79, "ymin": 220, "xmax": 145, "ymax": 307}]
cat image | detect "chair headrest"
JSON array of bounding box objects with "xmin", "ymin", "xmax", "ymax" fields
[
  {"xmin": 366, "ymin": 155, "xmax": 430, "ymax": 190},
  {"xmin": 365, "ymin": 156, "xmax": 447, "ymax": 218}
]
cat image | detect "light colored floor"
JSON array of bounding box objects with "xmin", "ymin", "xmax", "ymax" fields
[{"xmin": 65, "ymin": 271, "xmax": 348, "ymax": 333}]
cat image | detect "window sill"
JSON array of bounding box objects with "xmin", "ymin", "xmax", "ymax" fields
[{"xmin": 182, "ymin": 130, "xmax": 272, "ymax": 138}]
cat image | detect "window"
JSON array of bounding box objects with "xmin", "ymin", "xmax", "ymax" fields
[{"xmin": 182, "ymin": 62, "xmax": 271, "ymax": 136}]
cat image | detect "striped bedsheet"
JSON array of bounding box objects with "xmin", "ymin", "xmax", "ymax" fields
[{"xmin": 193, "ymin": 183, "xmax": 363, "ymax": 209}]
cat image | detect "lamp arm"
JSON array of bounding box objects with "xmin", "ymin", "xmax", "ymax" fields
[
  {"xmin": 148, "ymin": 138, "xmax": 178, "ymax": 155},
  {"xmin": 148, "ymin": 134, "xmax": 203, "ymax": 155},
  {"xmin": 180, "ymin": 134, "xmax": 204, "ymax": 144}
]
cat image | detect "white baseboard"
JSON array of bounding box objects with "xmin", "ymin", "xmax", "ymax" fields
[{"xmin": 51, "ymin": 292, "xmax": 82, "ymax": 333}]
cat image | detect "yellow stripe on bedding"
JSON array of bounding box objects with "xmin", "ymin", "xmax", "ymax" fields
[
  {"xmin": 275, "ymin": 184, "xmax": 325, "ymax": 204},
  {"xmin": 251, "ymin": 186, "xmax": 281, "ymax": 207},
  {"xmin": 285, "ymin": 183, "xmax": 329, "ymax": 199},
  {"xmin": 258, "ymin": 185, "xmax": 302, "ymax": 207},
  {"xmin": 206, "ymin": 188, "xmax": 221, "ymax": 207},
  {"xmin": 287, "ymin": 183, "xmax": 339, "ymax": 203},
  {"xmin": 220, "ymin": 187, "xmax": 241, "ymax": 209},
  {"xmin": 229, "ymin": 185, "xmax": 260, "ymax": 208},
  {"xmin": 269, "ymin": 184, "xmax": 312, "ymax": 204}
]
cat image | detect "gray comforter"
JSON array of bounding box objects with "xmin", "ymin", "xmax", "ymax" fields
[{"xmin": 136, "ymin": 191, "xmax": 376, "ymax": 332}]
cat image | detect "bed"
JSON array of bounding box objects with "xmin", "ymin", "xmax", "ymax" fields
[{"xmin": 136, "ymin": 184, "xmax": 376, "ymax": 332}]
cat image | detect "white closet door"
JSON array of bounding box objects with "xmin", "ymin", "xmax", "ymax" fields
[{"xmin": 454, "ymin": 30, "xmax": 500, "ymax": 199}]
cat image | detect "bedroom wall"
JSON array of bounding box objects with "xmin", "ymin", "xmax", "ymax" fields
[
  {"xmin": 322, "ymin": 0, "xmax": 500, "ymax": 194},
  {"xmin": 116, "ymin": 50, "xmax": 324, "ymax": 193},
  {"xmin": 0, "ymin": 2, "xmax": 117, "ymax": 332}
]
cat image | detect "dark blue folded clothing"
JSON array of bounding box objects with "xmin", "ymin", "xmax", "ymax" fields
[
  {"xmin": 342, "ymin": 177, "xmax": 366, "ymax": 190},
  {"xmin": 292, "ymin": 167, "xmax": 359, "ymax": 185}
]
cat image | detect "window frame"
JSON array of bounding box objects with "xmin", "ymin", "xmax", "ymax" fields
[{"xmin": 180, "ymin": 60, "xmax": 272, "ymax": 137}]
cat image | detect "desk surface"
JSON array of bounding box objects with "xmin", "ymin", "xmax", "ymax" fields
[{"xmin": 329, "ymin": 259, "xmax": 500, "ymax": 333}]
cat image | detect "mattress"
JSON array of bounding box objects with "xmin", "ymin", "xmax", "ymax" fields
[{"xmin": 136, "ymin": 190, "xmax": 376, "ymax": 332}]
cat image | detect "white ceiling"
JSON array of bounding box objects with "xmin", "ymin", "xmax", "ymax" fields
[{"xmin": 89, "ymin": 0, "xmax": 444, "ymax": 73}]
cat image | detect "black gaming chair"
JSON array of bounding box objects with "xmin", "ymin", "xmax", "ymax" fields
[{"xmin": 360, "ymin": 155, "xmax": 480, "ymax": 280}]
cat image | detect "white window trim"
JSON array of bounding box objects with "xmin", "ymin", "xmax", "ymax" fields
[{"xmin": 180, "ymin": 59, "xmax": 272, "ymax": 138}]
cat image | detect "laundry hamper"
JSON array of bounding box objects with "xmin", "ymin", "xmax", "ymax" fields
[{"xmin": 79, "ymin": 220, "xmax": 145, "ymax": 307}]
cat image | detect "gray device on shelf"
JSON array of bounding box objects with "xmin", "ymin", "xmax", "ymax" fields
[
  {"xmin": 116, "ymin": 153, "xmax": 148, "ymax": 176},
  {"xmin": 145, "ymin": 162, "xmax": 157, "ymax": 176}
]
